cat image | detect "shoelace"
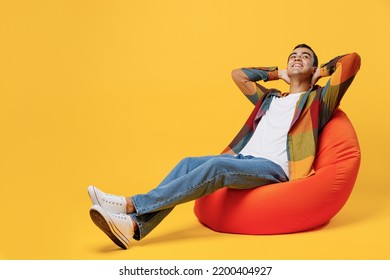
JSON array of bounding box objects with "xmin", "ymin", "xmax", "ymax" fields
[
  {"xmin": 102, "ymin": 194, "xmax": 124, "ymax": 206},
  {"xmin": 110, "ymin": 212, "xmax": 128, "ymax": 220}
]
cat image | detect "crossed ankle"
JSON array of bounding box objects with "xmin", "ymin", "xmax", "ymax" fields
[
  {"xmin": 130, "ymin": 217, "xmax": 138, "ymax": 232},
  {"xmin": 125, "ymin": 197, "xmax": 136, "ymax": 214}
]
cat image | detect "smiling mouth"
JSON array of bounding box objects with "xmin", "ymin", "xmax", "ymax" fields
[{"xmin": 292, "ymin": 64, "xmax": 303, "ymax": 67}]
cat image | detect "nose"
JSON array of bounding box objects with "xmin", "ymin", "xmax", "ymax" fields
[{"xmin": 294, "ymin": 55, "xmax": 302, "ymax": 61}]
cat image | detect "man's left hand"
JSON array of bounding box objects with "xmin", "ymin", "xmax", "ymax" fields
[{"xmin": 311, "ymin": 67, "xmax": 322, "ymax": 86}]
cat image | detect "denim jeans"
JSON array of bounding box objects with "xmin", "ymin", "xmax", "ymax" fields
[{"xmin": 129, "ymin": 154, "xmax": 288, "ymax": 240}]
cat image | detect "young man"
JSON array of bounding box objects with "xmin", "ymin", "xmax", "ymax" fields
[{"xmin": 88, "ymin": 44, "xmax": 361, "ymax": 249}]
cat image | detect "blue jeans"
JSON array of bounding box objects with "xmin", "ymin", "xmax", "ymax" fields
[{"xmin": 129, "ymin": 154, "xmax": 288, "ymax": 240}]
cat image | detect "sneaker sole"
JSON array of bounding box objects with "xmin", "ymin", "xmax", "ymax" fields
[{"xmin": 89, "ymin": 206, "xmax": 129, "ymax": 249}]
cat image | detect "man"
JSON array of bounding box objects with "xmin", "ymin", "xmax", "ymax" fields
[{"xmin": 88, "ymin": 44, "xmax": 361, "ymax": 249}]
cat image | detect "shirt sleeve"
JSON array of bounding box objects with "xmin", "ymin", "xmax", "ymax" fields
[
  {"xmin": 319, "ymin": 52, "xmax": 361, "ymax": 128},
  {"xmin": 231, "ymin": 66, "xmax": 279, "ymax": 105}
]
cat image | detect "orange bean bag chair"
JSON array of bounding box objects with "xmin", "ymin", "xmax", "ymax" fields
[{"xmin": 194, "ymin": 109, "xmax": 361, "ymax": 234}]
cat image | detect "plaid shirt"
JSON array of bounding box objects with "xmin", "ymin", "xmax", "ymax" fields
[{"xmin": 225, "ymin": 53, "xmax": 361, "ymax": 180}]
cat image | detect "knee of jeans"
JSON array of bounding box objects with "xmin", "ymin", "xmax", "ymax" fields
[
  {"xmin": 177, "ymin": 156, "xmax": 199, "ymax": 170},
  {"xmin": 206, "ymin": 157, "xmax": 230, "ymax": 172},
  {"xmin": 179, "ymin": 157, "xmax": 193, "ymax": 166}
]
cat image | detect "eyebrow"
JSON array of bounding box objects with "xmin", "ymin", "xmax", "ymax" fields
[{"xmin": 289, "ymin": 51, "xmax": 312, "ymax": 58}]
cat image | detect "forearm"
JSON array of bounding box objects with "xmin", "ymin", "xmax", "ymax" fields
[
  {"xmin": 319, "ymin": 52, "xmax": 361, "ymax": 127},
  {"xmin": 241, "ymin": 67, "xmax": 279, "ymax": 82},
  {"xmin": 319, "ymin": 52, "xmax": 361, "ymax": 80},
  {"xmin": 231, "ymin": 66, "xmax": 279, "ymax": 105}
]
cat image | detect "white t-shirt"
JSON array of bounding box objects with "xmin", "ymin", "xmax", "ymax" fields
[{"xmin": 239, "ymin": 92, "xmax": 305, "ymax": 177}]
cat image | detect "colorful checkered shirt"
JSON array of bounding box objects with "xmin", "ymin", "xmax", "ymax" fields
[{"xmin": 225, "ymin": 53, "xmax": 361, "ymax": 180}]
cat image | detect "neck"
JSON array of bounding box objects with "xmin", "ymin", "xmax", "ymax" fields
[{"xmin": 288, "ymin": 79, "xmax": 311, "ymax": 94}]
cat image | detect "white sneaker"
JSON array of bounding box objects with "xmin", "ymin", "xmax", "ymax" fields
[
  {"xmin": 90, "ymin": 205, "xmax": 134, "ymax": 249},
  {"xmin": 88, "ymin": 185, "xmax": 127, "ymax": 214}
]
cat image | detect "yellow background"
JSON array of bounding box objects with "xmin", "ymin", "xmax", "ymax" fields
[{"xmin": 0, "ymin": 0, "xmax": 389, "ymax": 259}]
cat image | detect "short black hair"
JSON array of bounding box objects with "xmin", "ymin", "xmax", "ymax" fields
[{"xmin": 292, "ymin": 44, "xmax": 318, "ymax": 67}]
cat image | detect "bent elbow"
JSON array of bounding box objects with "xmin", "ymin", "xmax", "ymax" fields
[
  {"xmin": 347, "ymin": 52, "xmax": 361, "ymax": 72},
  {"xmin": 231, "ymin": 68, "xmax": 242, "ymax": 81}
]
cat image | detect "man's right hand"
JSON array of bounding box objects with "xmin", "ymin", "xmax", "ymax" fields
[{"xmin": 278, "ymin": 69, "xmax": 290, "ymax": 84}]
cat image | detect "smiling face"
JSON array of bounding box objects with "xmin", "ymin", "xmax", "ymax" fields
[{"xmin": 287, "ymin": 47, "xmax": 317, "ymax": 81}]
